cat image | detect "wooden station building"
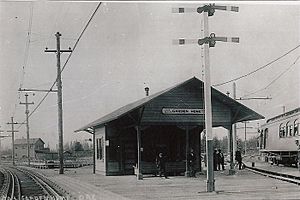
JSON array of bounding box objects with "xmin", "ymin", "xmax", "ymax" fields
[{"xmin": 75, "ymin": 77, "xmax": 264, "ymax": 177}]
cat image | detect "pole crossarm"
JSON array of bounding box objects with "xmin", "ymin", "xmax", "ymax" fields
[
  {"xmin": 45, "ymin": 48, "xmax": 72, "ymax": 53},
  {"xmin": 172, "ymin": 4, "xmax": 238, "ymax": 15},
  {"xmin": 174, "ymin": 33, "xmax": 239, "ymax": 48},
  {"xmin": 19, "ymin": 88, "xmax": 58, "ymax": 93},
  {"xmin": 236, "ymin": 97, "xmax": 272, "ymax": 100}
]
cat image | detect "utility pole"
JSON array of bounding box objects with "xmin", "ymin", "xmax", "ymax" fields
[
  {"xmin": 0, "ymin": 129, "xmax": 4, "ymax": 164},
  {"xmin": 173, "ymin": 4, "xmax": 239, "ymax": 192},
  {"xmin": 20, "ymin": 93, "xmax": 34, "ymax": 166},
  {"xmin": 7, "ymin": 117, "xmax": 20, "ymax": 166},
  {"xmin": 45, "ymin": 32, "xmax": 72, "ymax": 174}
]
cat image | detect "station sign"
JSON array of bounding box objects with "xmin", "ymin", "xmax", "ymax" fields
[{"xmin": 162, "ymin": 108, "xmax": 204, "ymax": 115}]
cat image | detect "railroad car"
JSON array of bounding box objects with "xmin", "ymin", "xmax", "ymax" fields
[{"xmin": 258, "ymin": 107, "xmax": 299, "ymax": 166}]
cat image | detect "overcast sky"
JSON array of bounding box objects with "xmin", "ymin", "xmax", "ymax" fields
[{"xmin": 0, "ymin": 1, "xmax": 299, "ymax": 149}]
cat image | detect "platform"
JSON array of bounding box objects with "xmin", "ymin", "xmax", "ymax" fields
[
  {"xmin": 244, "ymin": 156, "xmax": 300, "ymax": 177},
  {"xmin": 26, "ymin": 166, "xmax": 300, "ymax": 200}
]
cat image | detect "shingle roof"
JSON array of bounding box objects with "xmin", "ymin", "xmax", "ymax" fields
[
  {"xmin": 15, "ymin": 138, "xmax": 44, "ymax": 145},
  {"xmin": 75, "ymin": 77, "xmax": 264, "ymax": 132}
]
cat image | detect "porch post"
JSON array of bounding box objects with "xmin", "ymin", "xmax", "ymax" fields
[
  {"xmin": 199, "ymin": 128, "xmax": 202, "ymax": 172},
  {"xmin": 185, "ymin": 126, "xmax": 190, "ymax": 177},
  {"xmin": 136, "ymin": 125, "xmax": 143, "ymax": 180},
  {"xmin": 93, "ymin": 128, "xmax": 96, "ymax": 174},
  {"xmin": 228, "ymin": 124, "xmax": 235, "ymax": 175}
]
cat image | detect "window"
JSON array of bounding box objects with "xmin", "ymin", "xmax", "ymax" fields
[
  {"xmin": 286, "ymin": 121, "xmax": 293, "ymax": 137},
  {"xmin": 263, "ymin": 128, "xmax": 268, "ymax": 149},
  {"xmin": 96, "ymin": 137, "xmax": 104, "ymax": 160},
  {"xmin": 279, "ymin": 123, "xmax": 285, "ymax": 138},
  {"xmin": 260, "ymin": 131, "xmax": 263, "ymax": 148},
  {"xmin": 289, "ymin": 123, "xmax": 294, "ymax": 136},
  {"xmin": 294, "ymin": 119, "xmax": 299, "ymax": 136}
]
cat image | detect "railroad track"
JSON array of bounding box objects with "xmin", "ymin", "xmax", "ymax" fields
[
  {"xmin": 245, "ymin": 165, "xmax": 300, "ymax": 186},
  {"xmin": 0, "ymin": 166, "xmax": 66, "ymax": 199}
]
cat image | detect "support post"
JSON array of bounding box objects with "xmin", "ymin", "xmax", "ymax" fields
[
  {"xmin": 244, "ymin": 121, "xmax": 247, "ymax": 155},
  {"xmin": 93, "ymin": 128, "xmax": 96, "ymax": 174},
  {"xmin": 56, "ymin": 32, "xmax": 64, "ymax": 174},
  {"xmin": 7, "ymin": 117, "xmax": 19, "ymax": 166},
  {"xmin": 203, "ymin": 11, "xmax": 215, "ymax": 192},
  {"xmin": 20, "ymin": 93, "xmax": 34, "ymax": 166},
  {"xmin": 228, "ymin": 125, "xmax": 235, "ymax": 175},
  {"xmin": 45, "ymin": 32, "xmax": 72, "ymax": 174},
  {"xmin": 0, "ymin": 130, "xmax": 3, "ymax": 165},
  {"xmin": 136, "ymin": 125, "xmax": 143, "ymax": 180},
  {"xmin": 233, "ymin": 82, "xmax": 237, "ymax": 161},
  {"xmin": 185, "ymin": 126, "xmax": 190, "ymax": 177},
  {"xmin": 199, "ymin": 128, "xmax": 202, "ymax": 172}
]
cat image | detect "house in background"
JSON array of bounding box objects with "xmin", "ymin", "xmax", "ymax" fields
[{"xmin": 14, "ymin": 138, "xmax": 46, "ymax": 160}]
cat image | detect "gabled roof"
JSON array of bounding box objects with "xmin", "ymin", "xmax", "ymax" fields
[
  {"xmin": 15, "ymin": 138, "xmax": 45, "ymax": 145},
  {"xmin": 75, "ymin": 77, "xmax": 264, "ymax": 132}
]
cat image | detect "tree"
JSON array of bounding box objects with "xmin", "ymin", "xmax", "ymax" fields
[{"xmin": 74, "ymin": 142, "xmax": 83, "ymax": 152}]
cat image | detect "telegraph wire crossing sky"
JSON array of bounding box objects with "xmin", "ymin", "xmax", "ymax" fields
[{"xmin": 0, "ymin": 2, "xmax": 299, "ymax": 149}]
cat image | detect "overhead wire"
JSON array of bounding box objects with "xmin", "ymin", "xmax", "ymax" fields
[
  {"xmin": 17, "ymin": 2, "xmax": 102, "ymax": 129},
  {"xmin": 213, "ymin": 44, "xmax": 300, "ymax": 87},
  {"xmin": 242, "ymin": 55, "xmax": 300, "ymax": 98},
  {"xmin": 12, "ymin": 2, "xmax": 34, "ymax": 118}
]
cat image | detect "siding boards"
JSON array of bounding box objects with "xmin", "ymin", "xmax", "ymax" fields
[{"xmin": 141, "ymin": 83, "xmax": 231, "ymax": 126}]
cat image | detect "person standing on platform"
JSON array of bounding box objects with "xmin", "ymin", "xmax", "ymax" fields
[
  {"xmin": 187, "ymin": 149, "xmax": 196, "ymax": 177},
  {"xmin": 156, "ymin": 152, "xmax": 168, "ymax": 178},
  {"xmin": 213, "ymin": 149, "xmax": 218, "ymax": 171},
  {"xmin": 218, "ymin": 149, "xmax": 225, "ymax": 170},
  {"xmin": 235, "ymin": 150, "xmax": 243, "ymax": 170}
]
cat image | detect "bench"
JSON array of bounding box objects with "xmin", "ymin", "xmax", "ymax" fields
[{"xmin": 134, "ymin": 161, "xmax": 187, "ymax": 176}]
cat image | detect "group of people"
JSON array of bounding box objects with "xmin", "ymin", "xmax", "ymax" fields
[
  {"xmin": 155, "ymin": 148, "xmax": 243, "ymax": 179},
  {"xmin": 155, "ymin": 149, "xmax": 196, "ymax": 178},
  {"xmin": 213, "ymin": 149, "xmax": 225, "ymax": 171}
]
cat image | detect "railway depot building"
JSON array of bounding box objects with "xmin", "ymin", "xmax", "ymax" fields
[{"xmin": 76, "ymin": 77, "xmax": 263, "ymax": 176}]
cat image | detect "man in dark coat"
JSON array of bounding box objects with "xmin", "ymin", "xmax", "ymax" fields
[
  {"xmin": 218, "ymin": 149, "xmax": 225, "ymax": 170},
  {"xmin": 156, "ymin": 152, "xmax": 168, "ymax": 178},
  {"xmin": 213, "ymin": 149, "xmax": 218, "ymax": 171},
  {"xmin": 235, "ymin": 150, "xmax": 243, "ymax": 170},
  {"xmin": 187, "ymin": 149, "xmax": 196, "ymax": 177}
]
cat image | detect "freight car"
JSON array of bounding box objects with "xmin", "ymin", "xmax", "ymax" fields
[{"xmin": 258, "ymin": 107, "xmax": 299, "ymax": 166}]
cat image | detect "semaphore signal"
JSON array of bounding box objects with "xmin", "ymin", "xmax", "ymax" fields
[
  {"xmin": 173, "ymin": 33, "xmax": 239, "ymax": 48},
  {"xmin": 172, "ymin": 3, "xmax": 239, "ymax": 192}
]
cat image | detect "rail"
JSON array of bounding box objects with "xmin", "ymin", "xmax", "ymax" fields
[
  {"xmin": 0, "ymin": 166, "xmax": 66, "ymax": 199},
  {"xmin": 245, "ymin": 164, "xmax": 300, "ymax": 185},
  {"xmin": 0, "ymin": 169, "xmax": 10, "ymax": 198},
  {"xmin": 15, "ymin": 167, "xmax": 64, "ymax": 198}
]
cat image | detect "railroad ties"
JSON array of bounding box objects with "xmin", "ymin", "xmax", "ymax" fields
[
  {"xmin": 245, "ymin": 164, "xmax": 300, "ymax": 185},
  {"xmin": 0, "ymin": 166, "xmax": 65, "ymax": 199}
]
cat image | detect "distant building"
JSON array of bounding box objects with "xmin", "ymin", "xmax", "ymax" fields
[{"xmin": 14, "ymin": 138, "xmax": 46, "ymax": 159}]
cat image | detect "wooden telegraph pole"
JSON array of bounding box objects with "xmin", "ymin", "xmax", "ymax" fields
[
  {"xmin": 0, "ymin": 129, "xmax": 4, "ymax": 164},
  {"xmin": 20, "ymin": 93, "xmax": 34, "ymax": 166},
  {"xmin": 7, "ymin": 117, "xmax": 20, "ymax": 165},
  {"xmin": 45, "ymin": 32, "xmax": 72, "ymax": 174},
  {"xmin": 173, "ymin": 4, "xmax": 239, "ymax": 192}
]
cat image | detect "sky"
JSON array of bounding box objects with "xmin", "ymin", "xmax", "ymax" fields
[{"xmin": 0, "ymin": 1, "xmax": 299, "ymax": 150}]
